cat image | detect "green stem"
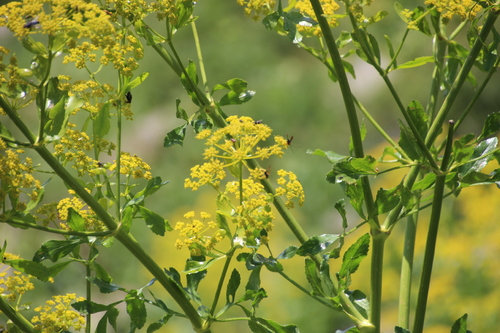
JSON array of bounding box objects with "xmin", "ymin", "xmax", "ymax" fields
[
  {"xmin": 210, "ymin": 248, "xmax": 236, "ymax": 315},
  {"xmin": 0, "ymin": 296, "xmax": 35, "ymax": 333},
  {"xmin": 191, "ymin": 21, "xmax": 211, "ymax": 100},
  {"xmin": 1, "ymin": 98, "xmax": 212, "ymax": 333},
  {"xmin": 369, "ymin": 231, "xmax": 387, "ymax": 331},
  {"xmin": 0, "ymin": 220, "xmax": 112, "ymax": 237},
  {"xmin": 86, "ymin": 253, "xmax": 92, "ymax": 333},
  {"xmin": 398, "ymin": 195, "xmax": 420, "ymax": 329},
  {"xmin": 413, "ymin": 121, "xmax": 454, "ymax": 333},
  {"xmin": 426, "ymin": 33, "xmax": 447, "ymax": 121},
  {"xmin": 426, "ymin": 6, "xmax": 500, "ymax": 147},
  {"xmin": 385, "ymin": 29, "xmax": 409, "ymax": 72}
]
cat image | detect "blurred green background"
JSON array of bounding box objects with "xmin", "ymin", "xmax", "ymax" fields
[{"xmin": 1, "ymin": 0, "xmax": 500, "ymax": 332}]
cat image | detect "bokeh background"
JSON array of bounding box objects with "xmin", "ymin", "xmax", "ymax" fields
[{"xmin": 1, "ymin": 0, "xmax": 499, "ymax": 332}]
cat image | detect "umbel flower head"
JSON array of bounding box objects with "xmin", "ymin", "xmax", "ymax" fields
[
  {"xmin": 31, "ymin": 293, "xmax": 86, "ymax": 333},
  {"xmin": 179, "ymin": 116, "xmax": 305, "ymax": 254}
]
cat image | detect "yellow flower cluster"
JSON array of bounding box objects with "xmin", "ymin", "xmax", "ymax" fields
[
  {"xmin": 185, "ymin": 115, "xmax": 288, "ymax": 190},
  {"xmin": 32, "ymin": 293, "xmax": 86, "ymax": 333},
  {"xmin": 236, "ymin": 0, "xmax": 277, "ymax": 21},
  {"xmin": 0, "ymin": 140, "xmax": 42, "ymax": 211},
  {"xmin": 276, "ymin": 169, "xmax": 305, "ymax": 208},
  {"xmin": 425, "ymin": 0, "xmax": 482, "ymax": 23},
  {"xmin": 295, "ymin": 0, "xmax": 340, "ymax": 36},
  {"xmin": 55, "ymin": 190, "xmax": 106, "ymax": 231},
  {"xmin": 0, "ymin": 253, "xmax": 35, "ymax": 303},
  {"xmin": 174, "ymin": 211, "xmax": 226, "ymax": 256},
  {"xmin": 0, "ymin": 0, "xmax": 113, "ymax": 39},
  {"xmin": 109, "ymin": 152, "xmax": 153, "ymax": 180},
  {"xmin": 179, "ymin": 116, "xmax": 304, "ymax": 251}
]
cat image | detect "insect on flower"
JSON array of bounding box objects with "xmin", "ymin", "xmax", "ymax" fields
[
  {"xmin": 254, "ymin": 120, "xmax": 263, "ymax": 124},
  {"xmin": 125, "ymin": 91, "xmax": 132, "ymax": 103},
  {"xmin": 264, "ymin": 165, "xmax": 271, "ymax": 179},
  {"xmin": 23, "ymin": 16, "xmax": 40, "ymax": 29},
  {"xmin": 286, "ymin": 135, "xmax": 294, "ymax": 146}
]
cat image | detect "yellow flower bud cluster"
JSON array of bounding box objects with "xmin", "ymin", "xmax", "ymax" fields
[
  {"xmin": 425, "ymin": 0, "xmax": 482, "ymax": 23},
  {"xmin": 179, "ymin": 116, "xmax": 305, "ymax": 252},
  {"xmin": 0, "ymin": 254, "xmax": 35, "ymax": 303},
  {"xmin": 295, "ymin": 0, "xmax": 340, "ymax": 36},
  {"xmin": 236, "ymin": 0, "xmax": 277, "ymax": 21},
  {"xmin": 32, "ymin": 293, "xmax": 86, "ymax": 333}
]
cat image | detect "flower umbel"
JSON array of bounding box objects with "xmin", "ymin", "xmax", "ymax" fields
[{"xmin": 31, "ymin": 293, "xmax": 86, "ymax": 333}]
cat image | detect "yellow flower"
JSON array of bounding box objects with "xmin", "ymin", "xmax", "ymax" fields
[
  {"xmin": 31, "ymin": 293, "xmax": 86, "ymax": 333},
  {"xmin": 425, "ymin": 0, "xmax": 482, "ymax": 23},
  {"xmin": 109, "ymin": 152, "xmax": 153, "ymax": 180},
  {"xmin": 174, "ymin": 211, "xmax": 226, "ymax": 256},
  {"xmin": 56, "ymin": 190, "xmax": 107, "ymax": 231},
  {"xmin": 276, "ymin": 169, "xmax": 305, "ymax": 208},
  {"xmin": 236, "ymin": 0, "xmax": 277, "ymax": 21},
  {"xmin": 295, "ymin": 0, "xmax": 340, "ymax": 36},
  {"xmin": 0, "ymin": 254, "xmax": 35, "ymax": 303}
]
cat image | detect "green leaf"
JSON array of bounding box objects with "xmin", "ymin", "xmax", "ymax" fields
[
  {"xmin": 180, "ymin": 60, "xmax": 200, "ymax": 106},
  {"xmin": 411, "ymin": 172, "xmax": 436, "ymax": 191},
  {"xmin": 458, "ymin": 137, "xmax": 498, "ymax": 177},
  {"xmin": 478, "ymin": 111, "xmax": 500, "ymax": 141},
  {"xmin": 147, "ymin": 315, "xmax": 173, "ymax": 333},
  {"xmin": 335, "ymin": 327, "xmax": 360, "ymax": 333},
  {"xmin": 185, "ymin": 270, "xmax": 207, "ymax": 304},
  {"xmin": 385, "ymin": 35, "xmax": 397, "ymax": 69},
  {"xmin": 33, "ymin": 237, "xmax": 87, "ymax": 262},
  {"xmin": 226, "ymin": 269, "xmax": 241, "ymax": 303},
  {"xmin": 296, "ymin": 234, "xmax": 340, "ymax": 256},
  {"xmin": 88, "ymin": 277, "xmax": 124, "ymax": 293},
  {"xmin": 214, "ymin": 78, "xmax": 256, "ymax": 106},
  {"xmin": 72, "ymin": 300, "xmax": 110, "ymax": 314},
  {"xmin": 245, "ymin": 266, "xmax": 262, "ymax": 291},
  {"xmin": 398, "ymin": 119, "xmax": 423, "ymax": 160},
  {"xmin": 263, "ymin": 11, "xmax": 281, "ymax": 30},
  {"xmin": 307, "ymin": 149, "xmax": 346, "ymax": 164},
  {"xmin": 21, "ymin": 36, "xmax": 47, "ymax": 55},
  {"xmin": 47, "ymin": 260, "xmax": 72, "ymax": 278},
  {"xmin": 43, "ymin": 77, "xmax": 71, "ymax": 137},
  {"xmin": 331, "ymin": 156, "xmax": 378, "ymax": 180},
  {"xmin": 394, "ymin": 327, "xmax": 411, "ymax": 333},
  {"xmin": 126, "ymin": 290, "xmax": 147, "ymax": 329},
  {"xmin": 304, "ymin": 258, "xmax": 323, "ymax": 296},
  {"xmin": 93, "ymin": 102, "xmax": 111, "ymax": 139},
  {"xmin": 125, "ymin": 72, "xmax": 149, "ymax": 91},
  {"xmin": 451, "ymin": 313, "xmax": 471, "ymax": 333},
  {"xmin": 407, "ymin": 100, "xmax": 428, "ymax": 139},
  {"xmin": 339, "ymin": 233, "xmax": 370, "ymax": 289},
  {"xmin": 183, "ymin": 256, "xmax": 224, "ymax": 274},
  {"xmin": 372, "ymin": 186, "xmax": 402, "ymax": 216},
  {"xmin": 253, "ymin": 317, "xmax": 299, "ymax": 333},
  {"xmin": 91, "ymin": 262, "xmax": 113, "ymax": 282},
  {"xmin": 138, "ymin": 206, "xmax": 168, "ymax": 236},
  {"xmin": 345, "ymin": 289, "xmax": 369, "ymax": 320},
  {"xmin": 174, "ymin": 0, "xmax": 196, "ymax": 30},
  {"xmin": 175, "ymin": 99, "xmax": 188, "ymax": 120},
  {"xmin": 396, "ymin": 56, "xmax": 434, "ymax": 70},
  {"xmin": 276, "ymin": 246, "xmax": 298, "ymax": 259},
  {"xmin": 4, "ymin": 259, "xmax": 51, "ymax": 281},
  {"xmin": 344, "ymin": 180, "xmax": 365, "ymax": 219},
  {"xmin": 335, "ymin": 199, "xmax": 348, "ymax": 229},
  {"xmin": 67, "ymin": 207, "xmax": 86, "ymax": 232},
  {"xmin": 164, "ymin": 124, "xmax": 187, "ymax": 148}
]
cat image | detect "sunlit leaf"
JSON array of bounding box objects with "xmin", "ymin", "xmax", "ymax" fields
[
  {"xmin": 277, "ymin": 245, "xmax": 298, "ymax": 259},
  {"xmin": 296, "ymin": 234, "xmax": 340, "ymax": 256},
  {"xmin": 458, "ymin": 137, "xmax": 498, "ymax": 177},
  {"xmin": 33, "ymin": 237, "xmax": 88, "ymax": 262},
  {"xmin": 338, "ymin": 233, "xmax": 370, "ymax": 289},
  {"xmin": 478, "ymin": 111, "xmax": 500, "ymax": 141},
  {"xmin": 451, "ymin": 313, "xmax": 471, "ymax": 333},
  {"xmin": 396, "ymin": 56, "xmax": 434, "ymax": 70},
  {"xmin": 4, "ymin": 259, "xmax": 50, "ymax": 281},
  {"xmin": 411, "ymin": 172, "xmax": 436, "ymax": 191}
]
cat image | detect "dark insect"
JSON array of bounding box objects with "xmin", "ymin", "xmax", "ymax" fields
[
  {"xmin": 23, "ymin": 16, "xmax": 40, "ymax": 29},
  {"xmin": 286, "ymin": 135, "xmax": 294, "ymax": 146},
  {"xmin": 97, "ymin": 161, "xmax": 104, "ymax": 168},
  {"xmin": 125, "ymin": 91, "xmax": 132, "ymax": 103},
  {"xmin": 263, "ymin": 165, "xmax": 271, "ymax": 179},
  {"xmin": 254, "ymin": 120, "xmax": 263, "ymax": 124}
]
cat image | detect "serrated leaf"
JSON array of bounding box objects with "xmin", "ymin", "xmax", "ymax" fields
[
  {"xmin": 245, "ymin": 266, "xmax": 262, "ymax": 291},
  {"xmin": 407, "ymin": 100, "xmax": 428, "ymax": 139},
  {"xmin": 451, "ymin": 313, "xmax": 471, "ymax": 333},
  {"xmin": 93, "ymin": 102, "xmax": 111, "ymax": 139},
  {"xmin": 147, "ymin": 314, "xmax": 172, "ymax": 333},
  {"xmin": 67, "ymin": 207, "xmax": 86, "ymax": 232},
  {"xmin": 478, "ymin": 111, "xmax": 500, "ymax": 141},
  {"xmin": 72, "ymin": 300, "xmax": 110, "ymax": 314},
  {"xmin": 175, "ymin": 99, "xmax": 188, "ymax": 120},
  {"xmin": 339, "ymin": 233, "xmax": 370, "ymax": 288},
  {"xmin": 345, "ymin": 289, "xmax": 369, "ymax": 319},
  {"xmin": 296, "ymin": 234, "xmax": 340, "ymax": 256},
  {"xmin": 88, "ymin": 277, "xmax": 124, "ymax": 293},
  {"xmin": 126, "ymin": 290, "xmax": 147, "ymax": 329},
  {"xmin": 4, "ymin": 259, "xmax": 50, "ymax": 281},
  {"xmin": 373, "ymin": 186, "xmax": 401, "ymax": 216},
  {"xmin": 164, "ymin": 124, "xmax": 187, "ymax": 148},
  {"xmin": 458, "ymin": 137, "xmax": 498, "ymax": 177},
  {"xmin": 398, "ymin": 119, "xmax": 423, "ymax": 160},
  {"xmin": 185, "ymin": 270, "xmax": 207, "ymax": 304},
  {"xmin": 304, "ymin": 258, "xmax": 323, "ymax": 296},
  {"xmin": 33, "ymin": 237, "xmax": 87, "ymax": 262},
  {"xmin": 226, "ymin": 269, "xmax": 241, "ymax": 303},
  {"xmin": 335, "ymin": 199, "xmax": 348, "ymax": 229},
  {"xmin": 277, "ymin": 246, "xmax": 298, "ymax": 259},
  {"xmin": 345, "ymin": 180, "xmax": 365, "ymax": 219},
  {"xmin": 332, "ymin": 156, "xmax": 378, "ymax": 179},
  {"xmin": 91, "ymin": 262, "xmax": 112, "ymax": 282},
  {"xmin": 138, "ymin": 206, "xmax": 167, "ymax": 236}
]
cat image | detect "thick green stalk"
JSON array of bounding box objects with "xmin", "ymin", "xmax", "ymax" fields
[
  {"xmin": 0, "ymin": 296, "xmax": 35, "ymax": 333},
  {"xmin": 1, "ymin": 98, "xmax": 212, "ymax": 333},
  {"xmin": 413, "ymin": 121, "xmax": 455, "ymax": 333},
  {"xmin": 426, "ymin": 6, "xmax": 500, "ymax": 147},
  {"xmin": 426, "ymin": 33, "xmax": 447, "ymax": 121},
  {"xmin": 398, "ymin": 205, "xmax": 419, "ymax": 328},
  {"xmin": 210, "ymin": 248, "xmax": 236, "ymax": 315},
  {"xmin": 369, "ymin": 232, "xmax": 387, "ymax": 331}
]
